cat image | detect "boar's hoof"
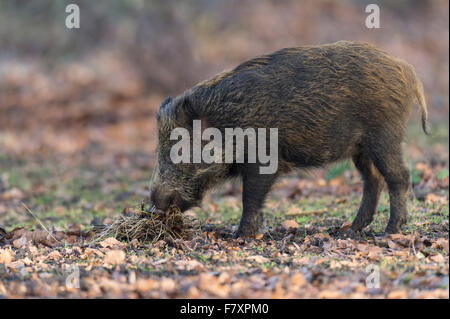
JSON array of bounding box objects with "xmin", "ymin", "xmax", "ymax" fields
[
  {"xmin": 350, "ymin": 218, "xmax": 371, "ymax": 233},
  {"xmin": 233, "ymin": 228, "xmax": 259, "ymax": 239},
  {"xmin": 374, "ymin": 231, "xmax": 388, "ymax": 238},
  {"xmin": 385, "ymin": 224, "xmax": 402, "ymax": 234},
  {"xmin": 385, "ymin": 217, "xmax": 406, "ymax": 234}
]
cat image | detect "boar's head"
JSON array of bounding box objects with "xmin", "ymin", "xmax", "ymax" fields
[{"xmin": 150, "ymin": 95, "xmax": 230, "ymax": 212}]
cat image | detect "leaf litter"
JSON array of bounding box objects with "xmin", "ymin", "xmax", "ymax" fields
[{"xmin": 96, "ymin": 205, "xmax": 201, "ymax": 244}]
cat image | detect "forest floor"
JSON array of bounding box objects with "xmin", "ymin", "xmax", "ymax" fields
[{"xmin": 0, "ymin": 116, "xmax": 448, "ymax": 298}]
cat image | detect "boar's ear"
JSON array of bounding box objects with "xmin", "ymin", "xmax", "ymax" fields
[
  {"xmin": 161, "ymin": 96, "xmax": 172, "ymax": 108},
  {"xmin": 175, "ymin": 96, "xmax": 198, "ymax": 127},
  {"xmin": 157, "ymin": 96, "xmax": 172, "ymax": 121}
]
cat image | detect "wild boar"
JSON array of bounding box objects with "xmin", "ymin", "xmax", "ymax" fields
[{"xmin": 150, "ymin": 41, "xmax": 429, "ymax": 238}]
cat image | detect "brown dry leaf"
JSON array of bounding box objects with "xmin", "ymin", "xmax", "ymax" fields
[
  {"xmin": 392, "ymin": 250, "xmax": 409, "ymax": 258},
  {"xmin": 334, "ymin": 197, "xmax": 348, "ymax": 204},
  {"xmin": 387, "ymin": 290, "xmax": 408, "ymax": 299},
  {"xmin": 104, "ymin": 250, "xmax": 125, "ymax": 264},
  {"xmin": 0, "ymin": 248, "xmax": 14, "ymax": 265},
  {"xmin": 175, "ymin": 260, "xmax": 204, "ymax": 272},
  {"xmin": 314, "ymin": 257, "xmax": 328, "ymax": 265},
  {"xmin": 46, "ymin": 250, "xmax": 62, "ymax": 261},
  {"xmin": 7, "ymin": 261, "xmax": 24, "ymax": 271},
  {"xmin": 367, "ymin": 246, "xmax": 384, "ymax": 261},
  {"xmin": 31, "ymin": 230, "xmax": 58, "ymax": 247},
  {"xmin": 13, "ymin": 236, "xmax": 27, "ymax": 249},
  {"xmin": 0, "ymin": 282, "xmax": 7, "ymax": 295},
  {"xmin": 217, "ymin": 272, "xmax": 231, "ymax": 284},
  {"xmin": 434, "ymin": 238, "xmax": 449, "ymax": 253},
  {"xmin": 430, "ymin": 253, "xmax": 446, "ymax": 264},
  {"xmin": 387, "ymin": 240, "xmax": 403, "ymax": 250},
  {"xmin": 415, "ymin": 162, "xmax": 433, "ymax": 179},
  {"xmin": 0, "ymin": 187, "xmax": 25, "ymax": 200},
  {"xmin": 135, "ymin": 278, "xmax": 157, "ymax": 294},
  {"xmin": 281, "ymin": 219, "xmax": 299, "ymax": 230},
  {"xmin": 6, "ymin": 228, "xmax": 58, "ymax": 247},
  {"xmin": 285, "ymin": 206, "xmax": 303, "ymax": 216},
  {"xmin": 187, "ymin": 286, "xmax": 201, "ymax": 298},
  {"xmin": 318, "ymin": 290, "xmax": 342, "ymax": 298},
  {"xmin": 160, "ymin": 278, "xmax": 176, "ymax": 293},
  {"xmin": 289, "ymin": 273, "xmax": 307, "ymax": 288},
  {"xmin": 425, "ymin": 193, "xmax": 448, "ymax": 205},
  {"xmin": 340, "ymin": 259, "xmax": 360, "ymax": 268},
  {"xmin": 286, "ymin": 206, "xmax": 326, "ymax": 216},
  {"xmin": 99, "ymin": 237, "xmax": 126, "ymax": 249},
  {"xmin": 330, "ymin": 260, "xmax": 342, "ymax": 269},
  {"xmin": 255, "ymin": 233, "xmax": 264, "ymax": 240},
  {"xmin": 88, "ymin": 248, "xmax": 104, "ymax": 257},
  {"xmin": 339, "ymin": 221, "xmax": 351, "ymax": 232},
  {"xmin": 247, "ymin": 255, "xmax": 270, "ymax": 263}
]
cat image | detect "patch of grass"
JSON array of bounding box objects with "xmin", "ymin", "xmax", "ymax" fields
[
  {"xmin": 325, "ymin": 161, "xmax": 352, "ymax": 182},
  {"xmin": 406, "ymin": 119, "xmax": 449, "ymax": 152},
  {"xmin": 410, "ymin": 168, "xmax": 422, "ymax": 185},
  {"xmin": 437, "ymin": 168, "xmax": 449, "ymax": 181},
  {"xmin": 295, "ymin": 215, "xmax": 311, "ymax": 226}
]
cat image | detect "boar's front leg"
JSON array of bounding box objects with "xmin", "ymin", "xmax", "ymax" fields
[{"xmin": 234, "ymin": 164, "xmax": 277, "ymax": 238}]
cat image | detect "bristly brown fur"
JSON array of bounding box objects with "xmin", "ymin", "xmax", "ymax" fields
[{"xmin": 152, "ymin": 41, "xmax": 429, "ymax": 237}]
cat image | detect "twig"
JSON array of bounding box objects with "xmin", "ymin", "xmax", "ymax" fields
[{"xmin": 21, "ymin": 202, "xmax": 61, "ymax": 244}]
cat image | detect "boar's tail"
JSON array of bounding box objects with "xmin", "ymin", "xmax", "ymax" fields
[{"xmin": 413, "ymin": 74, "xmax": 430, "ymax": 135}]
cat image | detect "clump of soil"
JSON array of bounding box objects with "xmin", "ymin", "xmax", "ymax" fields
[{"xmin": 97, "ymin": 205, "xmax": 201, "ymax": 243}]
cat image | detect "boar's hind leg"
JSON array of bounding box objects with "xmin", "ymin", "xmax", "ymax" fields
[
  {"xmin": 351, "ymin": 153, "xmax": 385, "ymax": 232},
  {"xmin": 367, "ymin": 143, "xmax": 410, "ymax": 234},
  {"xmin": 234, "ymin": 164, "xmax": 277, "ymax": 238}
]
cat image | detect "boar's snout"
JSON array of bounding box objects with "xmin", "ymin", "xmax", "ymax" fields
[{"xmin": 150, "ymin": 185, "xmax": 190, "ymax": 212}]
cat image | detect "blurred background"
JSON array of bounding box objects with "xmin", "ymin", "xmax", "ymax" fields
[
  {"xmin": 0, "ymin": 0, "xmax": 448, "ymax": 156},
  {"xmin": 0, "ymin": 0, "xmax": 448, "ymax": 227}
]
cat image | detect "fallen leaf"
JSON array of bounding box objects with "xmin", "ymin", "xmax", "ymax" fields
[
  {"xmin": 7, "ymin": 261, "xmax": 24, "ymax": 271},
  {"xmin": 281, "ymin": 219, "xmax": 299, "ymax": 230},
  {"xmin": 104, "ymin": 250, "xmax": 125, "ymax": 264},
  {"xmin": 175, "ymin": 260, "xmax": 204, "ymax": 272},
  {"xmin": 434, "ymin": 238, "xmax": 449, "ymax": 253},
  {"xmin": 339, "ymin": 221, "xmax": 351, "ymax": 231},
  {"xmin": 330, "ymin": 260, "xmax": 342, "ymax": 269},
  {"xmin": 0, "ymin": 249, "xmax": 13, "ymax": 265},
  {"xmin": 13, "ymin": 236, "xmax": 27, "ymax": 249},
  {"xmin": 99, "ymin": 237, "xmax": 126, "ymax": 249},
  {"xmin": 318, "ymin": 290, "xmax": 342, "ymax": 298},
  {"xmin": 425, "ymin": 193, "xmax": 448, "ymax": 205},
  {"xmin": 388, "ymin": 240, "xmax": 402, "ymax": 250},
  {"xmin": 135, "ymin": 279, "xmax": 156, "ymax": 294},
  {"xmin": 0, "ymin": 187, "xmax": 25, "ymax": 200},
  {"xmin": 367, "ymin": 246, "xmax": 384, "ymax": 261},
  {"xmin": 247, "ymin": 255, "xmax": 270, "ymax": 263},
  {"xmin": 255, "ymin": 233, "xmax": 264, "ymax": 240},
  {"xmin": 286, "ymin": 207, "xmax": 326, "ymax": 216},
  {"xmin": 289, "ymin": 273, "xmax": 307, "ymax": 288},
  {"xmin": 46, "ymin": 250, "xmax": 62, "ymax": 261},
  {"xmin": 285, "ymin": 206, "xmax": 303, "ymax": 216},
  {"xmin": 387, "ymin": 290, "xmax": 408, "ymax": 299},
  {"xmin": 430, "ymin": 253, "xmax": 445, "ymax": 264}
]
